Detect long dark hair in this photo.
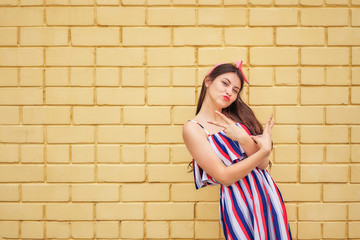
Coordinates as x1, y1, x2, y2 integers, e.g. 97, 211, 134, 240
188, 62, 272, 170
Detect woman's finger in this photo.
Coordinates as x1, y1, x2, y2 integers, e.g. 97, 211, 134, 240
215, 110, 233, 125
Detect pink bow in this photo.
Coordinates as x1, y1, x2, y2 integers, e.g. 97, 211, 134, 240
206, 61, 249, 85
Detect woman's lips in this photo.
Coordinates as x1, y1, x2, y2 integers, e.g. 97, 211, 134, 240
223, 95, 230, 102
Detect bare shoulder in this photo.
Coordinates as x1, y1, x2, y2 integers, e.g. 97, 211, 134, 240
182, 120, 206, 143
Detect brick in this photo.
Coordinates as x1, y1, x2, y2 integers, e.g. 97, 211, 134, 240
285, 203, 297, 221
172, 183, 219, 201
96, 0, 119, 5
148, 164, 192, 182
249, 87, 298, 105
0, 48, 43, 66
0, 221, 19, 238
250, 8, 297, 26
120, 221, 144, 238
46, 203, 93, 220
21, 221, 44, 239
297, 222, 321, 239
69, 67, 93, 86
195, 221, 220, 239
97, 7, 145, 26
248, 68, 273, 85
301, 8, 348, 26
275, 0, 298, 5
0, 203, 42, 220
0, 68, 17, 86
324, 184, 360, 202
72, 184, 119, 201
23, 107, 70, 124
148, 7, 195, 25
97, 47, 144, 66
173, 67, 196, 86
354, 48, 360, 66
148, 126, 183, 143
98, 126, 145, 143
46, 222, 70, 238
122, 145, 144, 163
0, 0, 17, 5
323, 222, 346, 239
96, 221, 119, 238
97, 88, 145, 105
326, 0, 348, 4
351, 165, 360, 183
301, 67, 325, 85
173, 106, 196, 124
249, 0, 272, 5
353, 9, 360, 26
148, 87, 195, 106
198, 47, 247, 65
272, 125, 298, 143
0, 165, 43, 182
95, 68, 119, 86
326, 106, 360, 124
71, 222, 94, 238
96, 203, 144, 220
0, 184, 19, 201
275, 67, 298, 85
122, 183, 169, 201
122, 68, 145, 86
198, 0, 221, 5
274, 145, 298, 163
45, 67, 68, 86
20, 27, 68, 46
276, 106, 324, 124
349, 222, 360, 238
300, 126, 348, 143
73, 107, 121, 124
225, 27, 273, 46
0, 7, 43, 26
328, 27, 360, 45
46, 7, 94, 25
349, 203, 360, 220
147, 47, 195, 66
301, 47, 349, 65
269, 164, 297, 182
300, 165, 348, 182
171, 221, 194, 238
21, 0, 46, 5
196, 202, 219, 220
146, 221, 169, 238
352, 87, 360, 104
147, 67, 170, 86
301, 87, 348, 105
46, 47, 93, 66
199, 8, 246, 26
277, 183, 321, 202
224, 0, 247, 4
147, 203, 194, 220
20, 144, 44, 163
19, 68, 43, 86
47, 165, 94, 182
0, 28, 17, 45
298, 203, 346, 220
47, 126, 94, 143
0, 88, 43, 105
72, 145, 94, 163
277, 27, 325, 45
326, 67, 351, 85
123, 27, 171, 46
250, 47, 298, 65
97, 164, 145, 182
351, 145, 360, 162
174, 27, 222, 45
352, 126, 360, 143
46, 145, 69, 163
123, 107, 170, 124
71, 27, 120, 46
147, 145, 169, 163
97, 145, 120, 163
22, 184, 69, 202
326, 145, 350, 163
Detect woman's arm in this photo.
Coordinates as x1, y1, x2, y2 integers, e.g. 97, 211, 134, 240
183, 121, 271, 187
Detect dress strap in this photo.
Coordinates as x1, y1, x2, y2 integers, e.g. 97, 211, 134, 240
188, 119, 211, 136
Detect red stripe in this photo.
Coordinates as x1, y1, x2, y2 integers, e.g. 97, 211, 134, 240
220, 186, 234, 240
210, 135, 232, 163
272, 178, 291, 239
251, 171, 267, 239
218, 134, 241, 159
248, 173, 261, 239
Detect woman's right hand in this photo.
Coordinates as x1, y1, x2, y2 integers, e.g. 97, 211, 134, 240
250, 114, 275, 154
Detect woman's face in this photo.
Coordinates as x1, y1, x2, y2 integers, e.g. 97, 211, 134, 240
206, 72, 241, 108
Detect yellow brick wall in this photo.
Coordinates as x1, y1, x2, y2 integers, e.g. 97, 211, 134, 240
0, 0, 359, 239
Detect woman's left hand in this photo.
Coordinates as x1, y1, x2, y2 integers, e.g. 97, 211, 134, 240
207, 110, 248, 143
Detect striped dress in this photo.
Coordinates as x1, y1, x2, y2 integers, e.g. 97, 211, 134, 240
189, 120, 292, 240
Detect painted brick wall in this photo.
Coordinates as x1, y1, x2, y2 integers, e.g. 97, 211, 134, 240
0, 0, 359, 239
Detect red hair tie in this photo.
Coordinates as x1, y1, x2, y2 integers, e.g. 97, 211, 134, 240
206, 61, 250, 85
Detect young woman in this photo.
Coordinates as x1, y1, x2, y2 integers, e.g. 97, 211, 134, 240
182, 61, 292, 240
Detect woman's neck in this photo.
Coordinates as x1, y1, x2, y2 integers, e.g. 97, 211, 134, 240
197, 95, 223, 122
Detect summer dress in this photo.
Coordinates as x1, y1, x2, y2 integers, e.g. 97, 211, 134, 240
188, 119, 292, 240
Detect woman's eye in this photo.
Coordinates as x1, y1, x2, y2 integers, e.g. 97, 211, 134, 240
233, 89, 238, 94
222, 81, 227, 85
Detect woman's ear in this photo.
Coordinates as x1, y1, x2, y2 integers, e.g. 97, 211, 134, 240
204, 76, 212, 88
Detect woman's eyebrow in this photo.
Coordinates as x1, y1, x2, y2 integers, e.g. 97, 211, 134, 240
224, 77, 240, 90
